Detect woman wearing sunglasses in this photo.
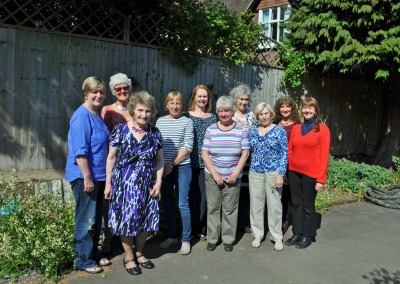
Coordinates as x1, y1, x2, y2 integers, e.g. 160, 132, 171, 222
101, 73, 133, 132
100, 72, 133, 253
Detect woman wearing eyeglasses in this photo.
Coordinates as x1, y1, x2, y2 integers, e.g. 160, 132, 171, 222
101, 73, 133, 132
100, 73, 133, 253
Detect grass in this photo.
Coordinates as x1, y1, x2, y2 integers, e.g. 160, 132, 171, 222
316, 188, 361, 213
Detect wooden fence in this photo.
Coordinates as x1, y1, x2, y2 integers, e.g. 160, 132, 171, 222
0, 26, 385, 172
0, 26, 285, 171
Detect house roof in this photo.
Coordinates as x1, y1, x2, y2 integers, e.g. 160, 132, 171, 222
210, 0, 254, 13
215, 0, 300, 12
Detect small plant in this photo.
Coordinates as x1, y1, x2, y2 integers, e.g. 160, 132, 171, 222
0, 170, 75, 281
326, 157, 392, 195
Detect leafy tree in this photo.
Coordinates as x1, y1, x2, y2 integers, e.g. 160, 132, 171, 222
157, 0, 263, 72
284, 0, 400, 80
281, 0, 400, 167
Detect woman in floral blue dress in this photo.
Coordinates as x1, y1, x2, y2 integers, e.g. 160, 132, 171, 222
105, 91, 164, 276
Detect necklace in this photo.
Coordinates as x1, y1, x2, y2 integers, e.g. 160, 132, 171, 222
132, 125, 147, 134
116, 102, 127, 111
280, 119, 293, 126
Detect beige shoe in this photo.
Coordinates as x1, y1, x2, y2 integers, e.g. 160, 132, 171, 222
252, 239, 261, 248
274, 240, 283, 251
180, 242, 191, 255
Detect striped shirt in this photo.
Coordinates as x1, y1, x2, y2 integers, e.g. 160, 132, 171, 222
202, 122, 250, 179
156, 115, 193, 165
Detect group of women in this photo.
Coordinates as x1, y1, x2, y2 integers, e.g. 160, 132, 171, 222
65, 74, 330, 276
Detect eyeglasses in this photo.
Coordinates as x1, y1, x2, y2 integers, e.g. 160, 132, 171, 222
114, 86, 130, 92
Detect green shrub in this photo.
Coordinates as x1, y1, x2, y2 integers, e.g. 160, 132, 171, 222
392, 156, 400, 183
0, 170, 75, 280
326, 157, 392, 195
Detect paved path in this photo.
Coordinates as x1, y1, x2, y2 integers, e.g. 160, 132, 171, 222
61, 202, 400, 284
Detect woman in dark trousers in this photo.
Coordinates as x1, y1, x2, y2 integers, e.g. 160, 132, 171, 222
273, 96, 300, 234
285, 97, 330, 249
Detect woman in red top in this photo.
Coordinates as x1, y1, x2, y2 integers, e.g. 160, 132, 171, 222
285, 97, 330, 249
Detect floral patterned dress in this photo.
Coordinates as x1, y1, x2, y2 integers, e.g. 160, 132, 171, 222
108, 123, 163, 236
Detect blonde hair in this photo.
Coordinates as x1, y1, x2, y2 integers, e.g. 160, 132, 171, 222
81, 77, 106, 99
254, 102, 275, 122
164, 91, 184, 111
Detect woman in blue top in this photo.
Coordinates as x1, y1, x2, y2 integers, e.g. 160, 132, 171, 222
248, 102, 288, 251
187, 85, 217, 240
65, 76, 111, 274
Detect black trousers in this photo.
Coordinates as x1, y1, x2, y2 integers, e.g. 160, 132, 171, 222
288, 171, 318, 237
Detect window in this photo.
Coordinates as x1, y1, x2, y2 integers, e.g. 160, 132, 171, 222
259, 5, 290, 44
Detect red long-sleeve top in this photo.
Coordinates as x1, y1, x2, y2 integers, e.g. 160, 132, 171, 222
288, 123, 331, 184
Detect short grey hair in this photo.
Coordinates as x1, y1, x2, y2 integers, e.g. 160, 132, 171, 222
229, 84, 252, 102
109, 73, 132, 95
216, 95, 235, 111
254, 102, 275, 122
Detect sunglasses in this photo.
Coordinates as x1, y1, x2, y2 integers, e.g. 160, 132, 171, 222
114, 86, 130, 92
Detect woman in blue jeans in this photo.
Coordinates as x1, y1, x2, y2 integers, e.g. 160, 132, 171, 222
65, 77, 111, 274
187, 85, 217, 240
156, 91, 194, 255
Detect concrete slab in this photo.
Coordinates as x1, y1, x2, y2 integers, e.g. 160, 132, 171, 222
61, 201, 400, 284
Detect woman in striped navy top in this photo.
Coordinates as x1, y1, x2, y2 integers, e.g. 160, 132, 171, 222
201, 95, 250, 252
156, 91, 194, 255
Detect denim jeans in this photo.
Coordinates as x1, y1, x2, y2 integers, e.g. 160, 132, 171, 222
190, 168, 207, 236
71, 178, 104, 269
161, 163, 192, 242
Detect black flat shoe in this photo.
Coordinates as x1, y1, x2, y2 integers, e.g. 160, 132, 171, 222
295, 236, 312, 249
207, 243, 217, 251
123, 258, 142, 275
223, 243, 233, 252
136, 255, 155, 269
285, 234, 302, 246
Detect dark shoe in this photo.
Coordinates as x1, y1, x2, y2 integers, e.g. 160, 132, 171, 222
282, 220, 289, 235
223, 243, 233, 252
295, 236, 312, 249
136, 255, 155, 269
285, 234, 302, 246
123, 258, 142, 275
207, 243, 217, 251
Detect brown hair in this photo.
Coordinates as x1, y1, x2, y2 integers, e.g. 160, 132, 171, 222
302, 97, 320, 132
128, 91, 158, 118
188, 85, 212, 112
273, 96, 300, 123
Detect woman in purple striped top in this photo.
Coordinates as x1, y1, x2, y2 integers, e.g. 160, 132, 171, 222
201, 95, 250, 252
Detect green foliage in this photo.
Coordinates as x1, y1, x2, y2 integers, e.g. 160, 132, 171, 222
284, 0, 400, 80
158, 0, 263, 72
279, 45, 307, 88
326, 157, 392, 195
0, 170, 75, 280
392, 156, 400, 183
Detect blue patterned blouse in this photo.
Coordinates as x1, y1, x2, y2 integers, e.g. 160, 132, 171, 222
248, 124, 288, 175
